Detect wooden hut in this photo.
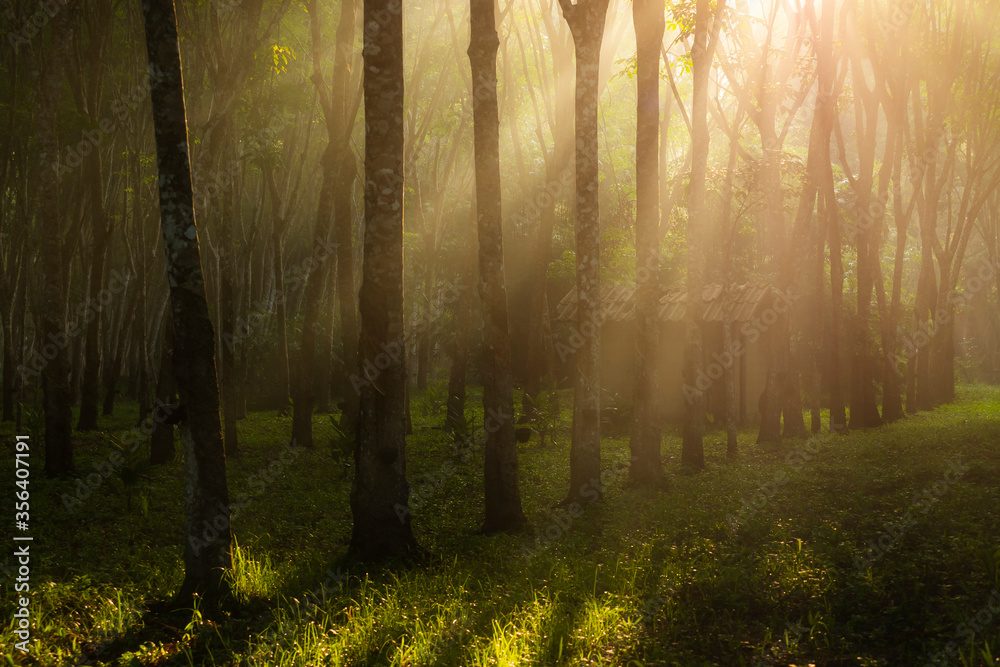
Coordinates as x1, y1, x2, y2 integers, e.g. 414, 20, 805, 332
555, 282, 790, 424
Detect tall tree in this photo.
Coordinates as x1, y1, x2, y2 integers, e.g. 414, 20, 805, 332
73, 0, 114, 432
782, 0, 840, 432
469, 0, 526, 532
628, 0, 664, 485
515, 0, 573, 420
329, 0, 361, 426
350, 0, 419, 559
843, 2, 885, 429
140, 0, 232, 601
295, 0, 342, 448
38, 9, 74, 477
558, 0, 611, 503
682, 0, 724, 469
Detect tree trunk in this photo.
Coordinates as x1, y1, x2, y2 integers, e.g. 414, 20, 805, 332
560, 0, 610, 501
264, 169, 291, 413
331, 0, 361, 434
825, 182, 847, 432
78, 149, 111, 432
292, 144, 336, 448
150, 311, 177, 465
810, 207, 824, 433
682, 0, 719, 467
628, 0, 664, 485
38, 10, 74, 477
103, 283, 136, 417
131, 146, 151, 426
140, 0, 232, 603
883, 126, 908, 422
314, 254, 337, 413
469, 0, 526, 532
349, 0, 418, 559
219, 185, 240, 455
334, 151, 360, 431
914, 127, 940, 411
1, 301, 15, 422
1, 238, 24, 424
446, 239, 474, 432
782, 334, 808, 437
723, 317, 738, 456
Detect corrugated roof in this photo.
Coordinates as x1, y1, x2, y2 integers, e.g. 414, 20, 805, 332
555, 283, 635, 323
555, 283, 777, 323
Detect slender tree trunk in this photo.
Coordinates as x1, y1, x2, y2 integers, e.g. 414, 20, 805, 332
559, 0, 610, 501
883, 126, 908, 422
334, 150, 360, 431
292, 145, 336, 448
810, 209, 824, 433
236, 264, 250, 420
140, 0, 232, 602
825, 182, 847, 432
298, 0, 356, 446
103, 284, 136, 417
523, 175, 563, 418
314, 254, 337, 413
350, 0, 418, 559
331, 0, 361, 434
914, 125, 940, 411
629, 0, 663, 485
1, 239, 24, 424
264, 170, 291, 412
39, 10, 74, 477
719, 115, 740, 452
446, 238, 474, 432
150, 311, 177, 465
469, 0, 526, 532
219, 183, 240, 454
933, 280, 957, 403
416, 199, 435, 392
683, 0, 718, 467
2, 302, 14, 422
131, 147, 151, 426
781, 336, 808, 438
78, 149, 111, 431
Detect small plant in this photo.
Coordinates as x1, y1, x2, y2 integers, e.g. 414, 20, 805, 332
533, 389, 561, 447
447, 409, 474, 443
20, 402, 44, 440
329, 413, 353, 478
420, 379, 449, 419
110, 436, 150, 514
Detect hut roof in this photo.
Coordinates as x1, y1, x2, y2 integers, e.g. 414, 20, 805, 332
555, 283, 777, 323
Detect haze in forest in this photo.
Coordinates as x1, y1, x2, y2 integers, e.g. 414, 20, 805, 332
2, 0, 1000, 663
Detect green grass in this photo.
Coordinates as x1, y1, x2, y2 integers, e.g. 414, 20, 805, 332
3, 385, 1000, 665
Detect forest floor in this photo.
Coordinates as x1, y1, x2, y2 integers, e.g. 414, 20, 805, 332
2, 384, 1000, 666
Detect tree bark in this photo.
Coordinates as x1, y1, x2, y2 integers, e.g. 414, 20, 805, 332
349, 0, 418, 560
682, 0, 721, 467
140, 0, 232, 602
314, 253, 337, 413
446, 237, 474, 432
331, 0, 361, 431
264, 169, 291, 412
825, 180, 847, 432
334, 150, 360, 431
38, 10, 74, 477
628, 0, 664, 485
559, 0, 610, 502
150, 311, 177, 465
291, 142, 335, 448
469, 0, 526, 532
77, 147, 111, 432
